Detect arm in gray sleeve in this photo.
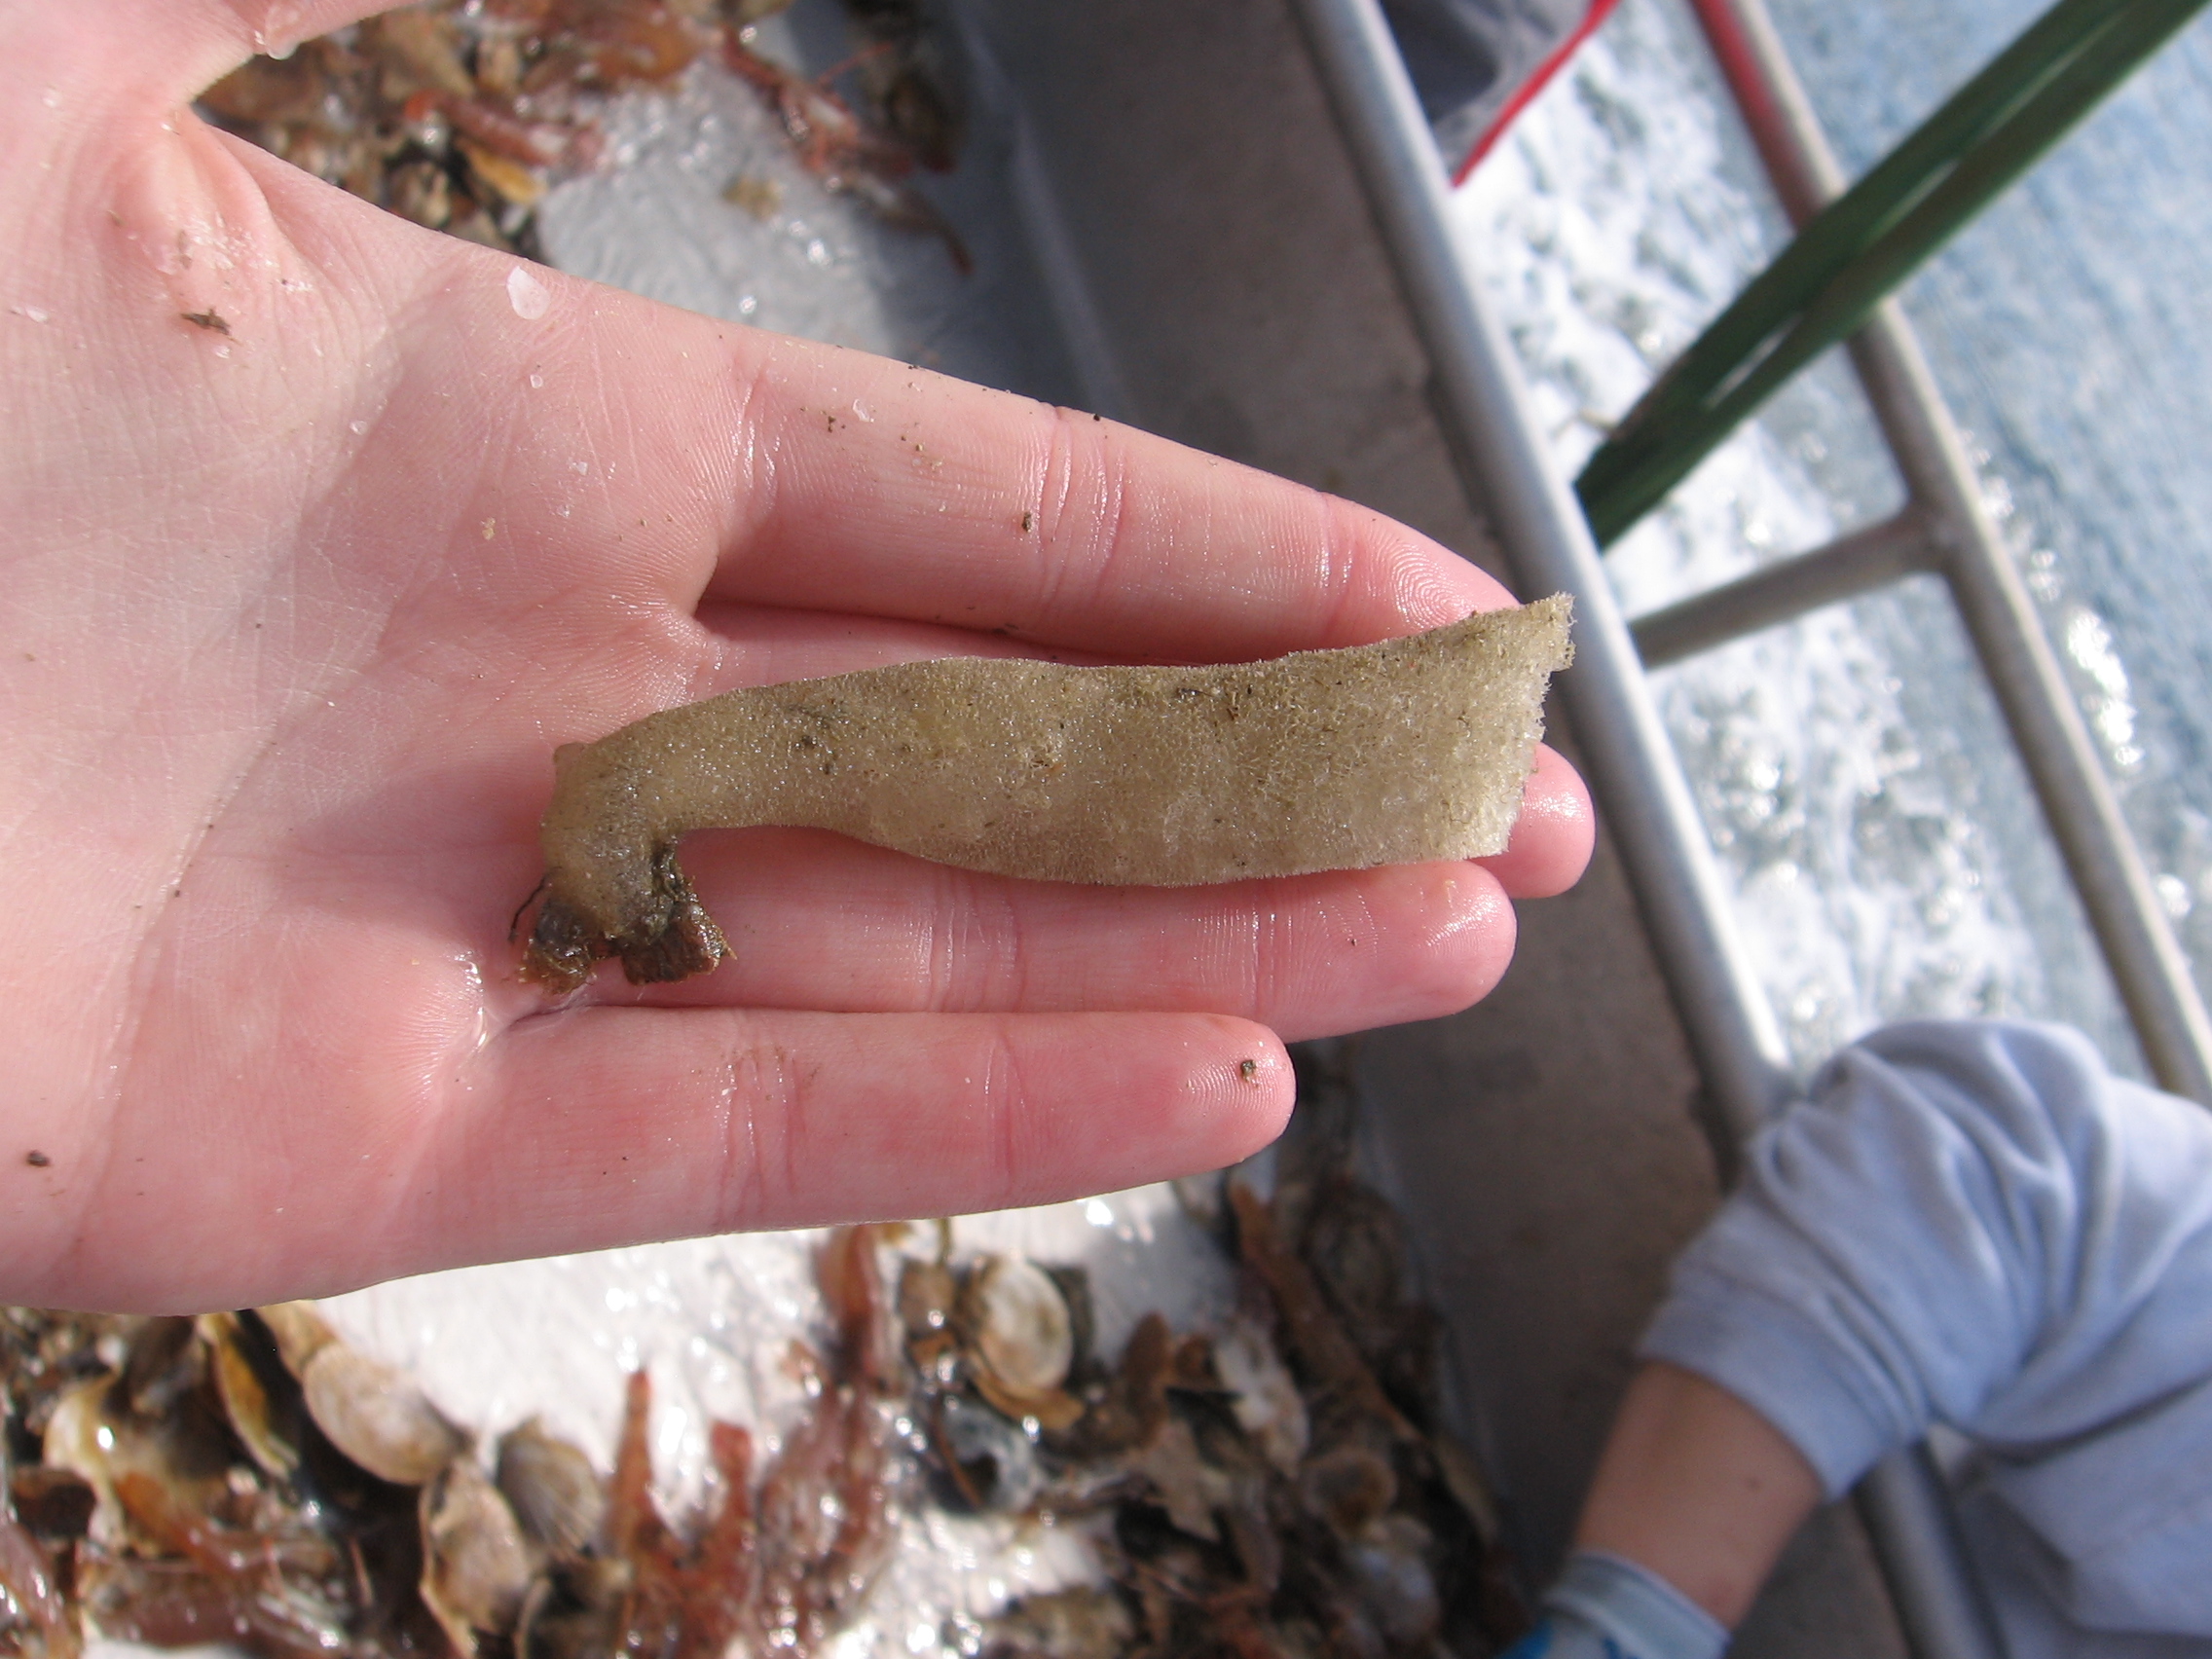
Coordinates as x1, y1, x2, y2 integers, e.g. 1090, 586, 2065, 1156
1641, 1019, 2212, 1500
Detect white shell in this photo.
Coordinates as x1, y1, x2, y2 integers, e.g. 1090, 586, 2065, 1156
302, 1344, 469, 1486
255, 1301, 340, 1377
421, 1458, 534, 1656
962, 1255, 1073, 1398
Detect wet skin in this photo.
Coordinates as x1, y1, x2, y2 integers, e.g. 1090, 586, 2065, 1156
0, 0, 1594, 1311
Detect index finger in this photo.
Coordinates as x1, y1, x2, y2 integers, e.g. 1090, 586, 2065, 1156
697, 329, 1513, 661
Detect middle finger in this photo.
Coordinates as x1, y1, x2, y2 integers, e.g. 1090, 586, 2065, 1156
587, 830, 1518, 1043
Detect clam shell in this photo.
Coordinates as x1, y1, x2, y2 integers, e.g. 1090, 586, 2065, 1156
301, 1344, 469, 1486
254, 1302, 339, 1379
420, 1458, 533, 1656
495, 1419, 606, 1557
959, 1255, 1073, 1399
197, 1312, 301, 1480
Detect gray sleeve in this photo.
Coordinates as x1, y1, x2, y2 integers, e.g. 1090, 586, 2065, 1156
1641, 1019, 2212, 1499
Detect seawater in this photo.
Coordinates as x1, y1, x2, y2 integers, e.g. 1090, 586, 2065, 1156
1455, 0, 2212, 1076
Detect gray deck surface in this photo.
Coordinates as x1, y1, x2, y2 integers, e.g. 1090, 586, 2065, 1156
967, 1, 1914, 1649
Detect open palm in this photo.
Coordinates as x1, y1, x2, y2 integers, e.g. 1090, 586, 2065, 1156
0, 0, 1591, 1311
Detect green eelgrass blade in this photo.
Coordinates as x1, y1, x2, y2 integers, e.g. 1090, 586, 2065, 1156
1574, 0, 2210, 548
1613, 0, 2127, 438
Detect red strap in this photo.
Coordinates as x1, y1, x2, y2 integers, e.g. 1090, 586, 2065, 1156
1452, 0, 1625, 183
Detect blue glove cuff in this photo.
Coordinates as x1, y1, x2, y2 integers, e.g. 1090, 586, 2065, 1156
1543, 1550, 1729, 1659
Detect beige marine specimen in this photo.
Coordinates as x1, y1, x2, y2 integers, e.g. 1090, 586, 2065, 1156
520, 596, 1572, 990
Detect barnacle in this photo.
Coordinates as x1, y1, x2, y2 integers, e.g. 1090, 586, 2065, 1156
520, 596, 1572, 990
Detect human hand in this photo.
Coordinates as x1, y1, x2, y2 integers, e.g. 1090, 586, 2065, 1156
0, 0, 1591, 1311
1572, 1363, 1820, 1632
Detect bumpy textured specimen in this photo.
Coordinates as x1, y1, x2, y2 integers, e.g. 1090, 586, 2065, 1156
522, 596, 1573, 990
